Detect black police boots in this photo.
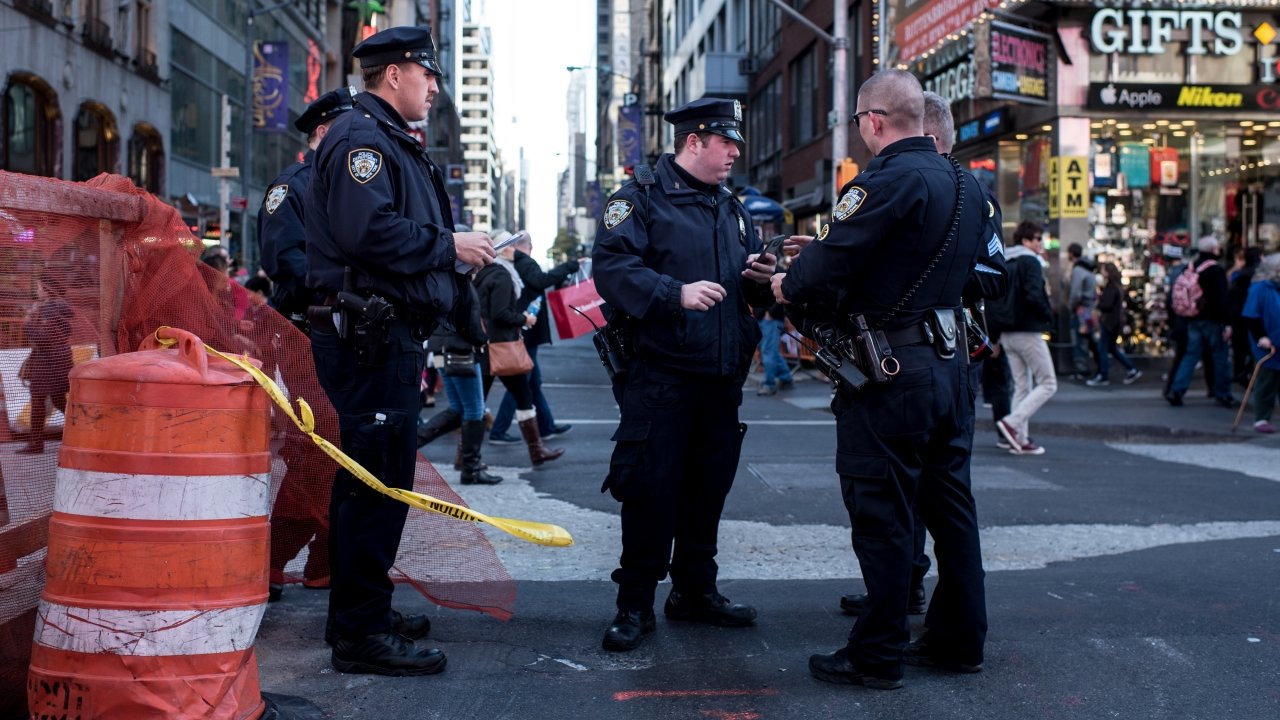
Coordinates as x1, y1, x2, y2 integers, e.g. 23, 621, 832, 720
459, 420, 503, 485
602, 608, 656, 651
418, 407, 460, 446
663, 590, 757, 627
331, 632, 446, 676
808, 648, 904, 689
904, 633, 983, 673
324, 608, 432, 646
518, 417, 564, 467
840, 581, 927, 615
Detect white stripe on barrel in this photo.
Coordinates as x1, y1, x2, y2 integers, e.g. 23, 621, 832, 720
36, 603, 267, 656
54, 468, 270, 521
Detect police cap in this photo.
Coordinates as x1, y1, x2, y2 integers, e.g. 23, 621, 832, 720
664, 97, 745, 143
294, 87, 356, 135
352, 26, 443, 77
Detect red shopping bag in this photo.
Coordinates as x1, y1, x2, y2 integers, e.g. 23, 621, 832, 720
547, 278, 607, 340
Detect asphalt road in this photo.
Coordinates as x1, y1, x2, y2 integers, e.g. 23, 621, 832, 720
256, 337, 1280, 719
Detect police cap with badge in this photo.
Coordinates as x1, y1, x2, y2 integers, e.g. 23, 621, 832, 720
352, 25, 444, 77
295, 87, 356, 135
664, 97, 745, 143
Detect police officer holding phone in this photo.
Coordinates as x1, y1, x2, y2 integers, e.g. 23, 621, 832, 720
772, 70, 1000, 689
305, 25, 495, 677
592, 97, 778, 652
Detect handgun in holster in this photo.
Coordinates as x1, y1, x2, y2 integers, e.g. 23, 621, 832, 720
851, 314, 897, 383
811, 323, 868, 398
336, 268, 396, 367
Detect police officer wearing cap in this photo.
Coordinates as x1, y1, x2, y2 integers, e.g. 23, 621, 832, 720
772, 70, 1001, 689
305, 25, 495, 677
592, 97, 779, 652
257, 87, 355, 327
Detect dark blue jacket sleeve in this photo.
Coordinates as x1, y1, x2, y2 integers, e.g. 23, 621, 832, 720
591, 191, 685, 320
325, 134, 456, 279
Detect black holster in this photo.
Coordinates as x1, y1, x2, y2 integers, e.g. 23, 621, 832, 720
335, 291, 396, 367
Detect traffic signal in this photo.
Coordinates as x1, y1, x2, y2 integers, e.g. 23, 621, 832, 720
835, 158, 859, 191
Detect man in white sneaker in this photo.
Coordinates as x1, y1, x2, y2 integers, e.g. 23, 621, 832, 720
995, 222, 1056, 455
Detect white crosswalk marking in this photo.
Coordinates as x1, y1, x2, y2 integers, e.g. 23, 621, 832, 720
1110, 442, 1280, 484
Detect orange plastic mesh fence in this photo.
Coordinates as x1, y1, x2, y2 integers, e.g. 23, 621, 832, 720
0, 171, 514, 715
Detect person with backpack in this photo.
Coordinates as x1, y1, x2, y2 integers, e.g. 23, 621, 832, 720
1166, 235, 1236, 407
993, 221, 1056, 455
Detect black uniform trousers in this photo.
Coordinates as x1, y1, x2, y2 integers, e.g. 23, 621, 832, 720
834, 344, 987, 680
605, 360, 747, 611
310, 317, 425, 638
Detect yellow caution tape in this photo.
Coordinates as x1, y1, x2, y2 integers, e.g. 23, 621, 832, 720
152, 326, 573, 547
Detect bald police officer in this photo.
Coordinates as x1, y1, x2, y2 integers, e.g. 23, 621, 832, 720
773, 70, 1001, 689
592, 98, 779, 652
305, 25, 495, 677
258, 87, 355, 327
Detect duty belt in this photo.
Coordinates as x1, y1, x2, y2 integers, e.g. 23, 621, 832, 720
883, 323, 930, 348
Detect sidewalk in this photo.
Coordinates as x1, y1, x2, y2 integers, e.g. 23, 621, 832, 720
750, 355, 1272, 443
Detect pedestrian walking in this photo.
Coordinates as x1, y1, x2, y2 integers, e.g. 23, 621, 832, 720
994, 222, 1056, 455
755, 303, 795, 395
1067, 243, 1100, 379
1086, 261, 1142, 386
1242, 252, 1280, 433
773, 70, 1000, 689
1166, 235, 1236, 407
304, 25, 496, 676
593, 97, 777, 652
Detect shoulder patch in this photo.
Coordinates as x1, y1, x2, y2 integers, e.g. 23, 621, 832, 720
264, 184, 289, 215
817, 223, 830, 242
347, 149, 383, 184
603, 199, 634, 229
833, 186, 867, 221
987, 200, 996, 218
988, 232, 1004, 258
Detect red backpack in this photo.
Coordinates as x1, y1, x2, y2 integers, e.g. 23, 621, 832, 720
1170, 259, 1215, 318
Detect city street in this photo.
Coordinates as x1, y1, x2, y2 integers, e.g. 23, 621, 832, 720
256, 338, 1280, 719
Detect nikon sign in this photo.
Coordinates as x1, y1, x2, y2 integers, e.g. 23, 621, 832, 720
1087, 82, 1280, 111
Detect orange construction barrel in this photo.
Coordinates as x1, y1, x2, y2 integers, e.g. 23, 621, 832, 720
27, 329, 272, 720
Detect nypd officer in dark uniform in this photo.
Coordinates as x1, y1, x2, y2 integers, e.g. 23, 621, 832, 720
772, 70, 1002, 689
592, 98, 779, 652
257, 87, 355, 326
305, 25, 495, 676
257, 88, 354, 602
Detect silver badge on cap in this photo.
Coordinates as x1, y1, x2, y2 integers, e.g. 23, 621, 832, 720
733, 100, 742, 121
348, 149, 383, 184
264, 184, 288, 215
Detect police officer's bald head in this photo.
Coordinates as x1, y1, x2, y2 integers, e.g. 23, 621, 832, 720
857, 70, 924, 135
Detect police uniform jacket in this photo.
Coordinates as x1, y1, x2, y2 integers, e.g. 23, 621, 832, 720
593, 153, 773, 377
305, 92, 459, 318
258, 152, 314, 314
782, 136, 1006, 329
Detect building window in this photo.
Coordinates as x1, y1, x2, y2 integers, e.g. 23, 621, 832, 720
790, 46, 818, 146
3, 74, 61, 177
73, 102, 119, 181
128, 123, 164, 194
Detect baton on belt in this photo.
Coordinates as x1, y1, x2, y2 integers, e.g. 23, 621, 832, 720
1233, 347, 1277, 432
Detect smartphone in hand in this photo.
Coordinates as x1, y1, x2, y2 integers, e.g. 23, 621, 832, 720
493, 231, 526, 252
759, 234, 786, 262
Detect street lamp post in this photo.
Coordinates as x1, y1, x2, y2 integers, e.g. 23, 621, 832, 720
241, 0, 295, 272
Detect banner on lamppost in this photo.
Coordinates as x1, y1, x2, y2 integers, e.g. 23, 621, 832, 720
617, 103, 643, 169
255, 41, 289, 132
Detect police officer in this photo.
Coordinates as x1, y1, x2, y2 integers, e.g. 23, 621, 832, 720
257, 87, 355, 327
837, 90, 1007, 617
592, 98, 779, 652
772, 70, 1002, 689
305, 25, 495, 676
257, 88, 355, 602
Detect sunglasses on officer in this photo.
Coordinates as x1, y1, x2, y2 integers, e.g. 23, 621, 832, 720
852, 109, 889, 127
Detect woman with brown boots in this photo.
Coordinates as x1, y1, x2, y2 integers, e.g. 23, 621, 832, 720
475, 236, 565, 468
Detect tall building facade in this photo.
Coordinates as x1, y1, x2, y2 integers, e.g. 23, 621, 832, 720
459, 21, 499, 231
1, 1, 170, 194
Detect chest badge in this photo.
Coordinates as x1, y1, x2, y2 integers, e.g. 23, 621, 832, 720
264, 185, 288, 215
833, 186, 867, 221
738, 214, 747, 240
987, 200, 996, 218
817, 223, 830, 242
348, 149, 383, 184
603, 199, 634, 229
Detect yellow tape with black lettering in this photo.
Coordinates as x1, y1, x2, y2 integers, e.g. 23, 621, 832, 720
152, 327, 574, 547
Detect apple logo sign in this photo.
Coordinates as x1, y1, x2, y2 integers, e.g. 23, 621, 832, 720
1100, 84, 1118, 105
